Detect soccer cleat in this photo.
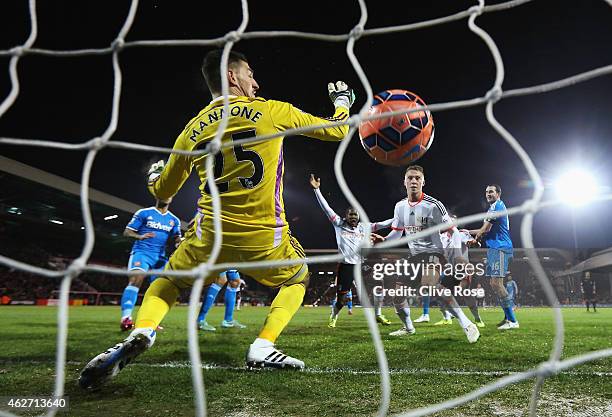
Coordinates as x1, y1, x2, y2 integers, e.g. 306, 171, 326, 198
221, 320, 246, 329
498, 320, 520, 330
376, 314, 392, 325
79, 328, 155, 390
120, 317, 134, 332
463, 323, 480, 343
497, 318, 508, 328
198, 321, 216, 332
389, 327, 416, 336
475, 320, 486, 328
246, 344, 304, 370
348, 309, 353, 315
328, 315, 338, 328
433, 318, 453, 326
414, 314, 430, 323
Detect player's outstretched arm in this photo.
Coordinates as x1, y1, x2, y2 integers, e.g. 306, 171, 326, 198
311, 174, 342, 225
147, 131, 194, 199
269, 81, 355, 142
469, 220, 492, 241
371, 218, 394, 232
381, 202, 404, 242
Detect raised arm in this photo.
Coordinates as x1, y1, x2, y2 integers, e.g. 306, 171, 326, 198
269, 81, 354, 142
147, 131, 194, 200
310, 174, 342, 226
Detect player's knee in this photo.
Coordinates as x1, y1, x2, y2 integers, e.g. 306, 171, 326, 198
393, 297, 408, 309
215, 272, 228, 286
129, 275, 145, 287
226, 269, 240, 282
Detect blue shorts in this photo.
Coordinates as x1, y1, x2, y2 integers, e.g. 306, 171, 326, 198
486, 248, 513, 278
128, 251, 168, 282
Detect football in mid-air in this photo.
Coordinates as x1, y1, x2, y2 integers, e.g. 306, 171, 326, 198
358, 89, 434, 166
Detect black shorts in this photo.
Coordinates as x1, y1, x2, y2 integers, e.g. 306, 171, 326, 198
336, 263, 355, 293
401, 251, 446, 283
409, 251, 446, 265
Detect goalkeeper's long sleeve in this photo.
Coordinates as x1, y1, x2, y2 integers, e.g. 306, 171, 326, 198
148, 136, 193, 200
269, 100, 349, 142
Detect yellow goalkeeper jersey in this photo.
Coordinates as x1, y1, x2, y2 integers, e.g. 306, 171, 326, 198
148, 95, 349, 250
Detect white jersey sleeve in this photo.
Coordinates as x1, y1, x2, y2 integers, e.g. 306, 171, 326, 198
386, 202, 405, 240
432, 199, 452, 227
372, 218, 394, 232
314, 188, 343, 227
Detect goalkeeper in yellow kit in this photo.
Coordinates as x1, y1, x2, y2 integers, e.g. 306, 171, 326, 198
79, 49, 354, 388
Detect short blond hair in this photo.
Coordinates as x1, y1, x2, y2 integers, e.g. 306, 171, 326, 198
405, 165, 424, 176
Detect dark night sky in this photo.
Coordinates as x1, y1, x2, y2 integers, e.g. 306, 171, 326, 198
1, 0, 611, 250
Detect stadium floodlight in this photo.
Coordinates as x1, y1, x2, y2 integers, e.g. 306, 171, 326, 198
554, 169, 598, 207
49, 219, 64, 225
104, 214, 119, 221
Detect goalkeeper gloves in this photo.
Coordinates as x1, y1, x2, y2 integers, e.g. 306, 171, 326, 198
147, 159, 165, 183
328, 81, 355, 110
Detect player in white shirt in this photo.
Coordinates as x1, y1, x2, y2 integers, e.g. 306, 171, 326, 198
438, 217, 485, 327
375, 165, 480, 343
309, 174, 393, 328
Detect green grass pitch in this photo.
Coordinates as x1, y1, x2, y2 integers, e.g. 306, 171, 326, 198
0, 306, 610, 416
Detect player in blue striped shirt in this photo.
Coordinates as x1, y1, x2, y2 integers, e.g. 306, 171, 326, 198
120, 198, 182, 331
470, 184, 519, 330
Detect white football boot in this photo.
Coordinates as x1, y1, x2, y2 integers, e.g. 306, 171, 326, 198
463, 323, 480, 343
389, 327, 416, 337
498, 321, 520, 330
414, 314, 430, 323
246, 340, 304, 370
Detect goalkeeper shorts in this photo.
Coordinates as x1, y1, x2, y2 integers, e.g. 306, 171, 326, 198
162, 228, 308, 289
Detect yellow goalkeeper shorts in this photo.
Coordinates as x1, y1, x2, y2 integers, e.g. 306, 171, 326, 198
164, 222, 308, 289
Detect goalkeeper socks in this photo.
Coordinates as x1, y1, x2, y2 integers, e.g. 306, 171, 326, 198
422, 295, 430, 315
120, 284, 139, 319
135, 277, 180, 329
443, 309, 453, 320
224, 286, 238, 322
375, 306, 382, 316
198, 283, 222, 323
259, 282, 305, 343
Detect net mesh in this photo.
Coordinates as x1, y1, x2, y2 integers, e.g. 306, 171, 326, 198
1, 1, 612, 416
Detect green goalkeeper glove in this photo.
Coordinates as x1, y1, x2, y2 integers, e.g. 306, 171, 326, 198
328, 81, 355, 110
147, 160, 165, 183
